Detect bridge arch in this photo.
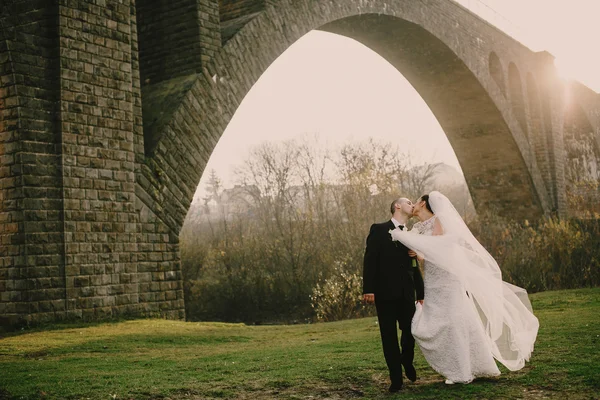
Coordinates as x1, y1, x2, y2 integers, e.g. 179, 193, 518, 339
508, 62, 529, 141
139, 0, 549, 235
489, 51, 506, 97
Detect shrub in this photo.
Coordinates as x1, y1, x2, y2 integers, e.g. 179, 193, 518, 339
310, 260, 372, 322
470, 213, 600, 293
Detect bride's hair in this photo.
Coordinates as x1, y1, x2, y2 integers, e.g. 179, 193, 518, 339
419, 194, 434, 213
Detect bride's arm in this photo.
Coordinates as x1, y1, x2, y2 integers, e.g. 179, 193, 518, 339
432, 217, 444, 236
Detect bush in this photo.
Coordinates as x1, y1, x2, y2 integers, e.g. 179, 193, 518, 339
310, 260, 373, 322
183, 233, 318, 324
470, 213, 600, 293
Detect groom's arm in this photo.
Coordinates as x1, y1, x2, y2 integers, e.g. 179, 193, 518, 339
363, 224, 380, 297
414, 263, 424, 302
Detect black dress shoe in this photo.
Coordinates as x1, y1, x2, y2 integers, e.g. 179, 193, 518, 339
388, 383, 403, 393
405, 365, 417, 382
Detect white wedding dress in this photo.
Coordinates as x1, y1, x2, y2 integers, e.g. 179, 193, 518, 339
390, 191, 539, 383
410, 216, 500, 383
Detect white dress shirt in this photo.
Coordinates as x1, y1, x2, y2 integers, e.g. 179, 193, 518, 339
391, 218, 405, 230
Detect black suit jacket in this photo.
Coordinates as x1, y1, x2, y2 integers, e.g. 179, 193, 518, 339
363, 220, 425, 301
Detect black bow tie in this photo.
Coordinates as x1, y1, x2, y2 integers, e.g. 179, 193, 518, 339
397, 225, 404, 230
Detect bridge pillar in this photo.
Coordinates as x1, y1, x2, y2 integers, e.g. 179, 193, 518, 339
1, 0, 186, 328
1, 0, 63, 327
533, 52, 569, 217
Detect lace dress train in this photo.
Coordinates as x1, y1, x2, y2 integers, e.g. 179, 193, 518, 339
411, 217, 500, 383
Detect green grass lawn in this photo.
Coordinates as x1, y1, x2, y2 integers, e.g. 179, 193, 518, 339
1, 288, 599, 399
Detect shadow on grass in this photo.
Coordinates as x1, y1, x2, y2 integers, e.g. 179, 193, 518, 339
0, 317, 141, 339
10, 333, 252, 359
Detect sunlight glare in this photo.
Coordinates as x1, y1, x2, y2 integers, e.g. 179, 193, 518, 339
554, 58, 575, 82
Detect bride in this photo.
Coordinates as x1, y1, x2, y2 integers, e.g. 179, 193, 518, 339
390, 191, 539, 384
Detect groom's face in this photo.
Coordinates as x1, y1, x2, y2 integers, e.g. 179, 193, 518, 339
398, 198, 414, 216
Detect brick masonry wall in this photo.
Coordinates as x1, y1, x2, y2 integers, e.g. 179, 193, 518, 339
563, 85, 600, 215
131, 1, 184, 320
527, 52, 564, 213
571, 82, 600, 157
219, 0, 265, 22
1, 0, 186, 328
57, 0, 141, 320
0, 4, 23, 325
524, 54, 556, 211
137, 0, 220, 86
219, 0, 266, 44
0, 1, 64, 326
57, 0, 183, 322
132, 0, 185, 320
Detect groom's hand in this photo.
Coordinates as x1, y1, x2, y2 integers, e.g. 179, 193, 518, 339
408, 250, 424, 262
363, 293, 375, 304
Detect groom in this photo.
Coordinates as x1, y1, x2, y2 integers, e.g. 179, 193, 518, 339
363, 197, 425, 392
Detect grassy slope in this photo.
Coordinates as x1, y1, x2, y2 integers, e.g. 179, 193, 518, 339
0, 288, 598, 399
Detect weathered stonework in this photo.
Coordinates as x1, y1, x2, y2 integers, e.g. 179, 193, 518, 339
1, 0, 186, 328
563, 83, 600, 214
137, 0, 220, 86
1, 0, 63, 326
1, 0, 599, 328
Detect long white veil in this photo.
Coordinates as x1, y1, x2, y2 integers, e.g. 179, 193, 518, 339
390, 191, 539, 371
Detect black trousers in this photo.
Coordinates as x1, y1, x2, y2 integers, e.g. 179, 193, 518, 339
375, 297, 416, 386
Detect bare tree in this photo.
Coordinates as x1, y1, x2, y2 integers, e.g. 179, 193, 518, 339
181, 136, 455, 323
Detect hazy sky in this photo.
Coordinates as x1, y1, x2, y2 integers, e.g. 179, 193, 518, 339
455, 0, 600, 88
194, 0, 600, 201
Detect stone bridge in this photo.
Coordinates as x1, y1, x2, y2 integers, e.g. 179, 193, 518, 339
1, 0, 599, 327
